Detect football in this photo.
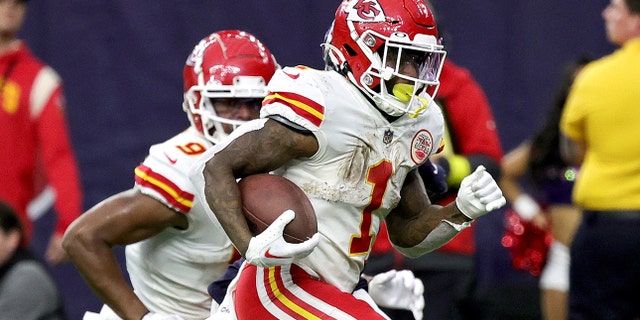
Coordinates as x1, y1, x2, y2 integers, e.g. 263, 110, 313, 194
238, 173, 317, 243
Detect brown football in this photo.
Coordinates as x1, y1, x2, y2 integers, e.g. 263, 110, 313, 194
238, 173, 317, 243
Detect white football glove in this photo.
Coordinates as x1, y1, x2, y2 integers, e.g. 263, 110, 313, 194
368, 270, 425, 320
455, 165, 507, 219
141, 312, 185, 320
245, 210, 320, 268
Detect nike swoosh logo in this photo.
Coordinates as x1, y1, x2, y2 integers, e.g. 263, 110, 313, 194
283, 70, 300, 79
164, 152, 177, 164
264, 249, 284, 259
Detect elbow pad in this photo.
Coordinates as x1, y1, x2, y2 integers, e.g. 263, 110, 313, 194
393, 221, 469, 258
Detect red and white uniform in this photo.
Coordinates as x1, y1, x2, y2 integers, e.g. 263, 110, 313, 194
207, 66, 445, 319
128, 127, 237, 319
0, 41, 82, 245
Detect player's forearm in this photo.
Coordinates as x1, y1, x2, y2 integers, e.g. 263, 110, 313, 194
202, 159, 253, 255
63, 221, 147, 320
391, 165, 506, 255
87, 265, 148, 320
65, 239, 147, 319
392, 220, 460, 258
388, 203, 467, 248
97, 289, 148, 320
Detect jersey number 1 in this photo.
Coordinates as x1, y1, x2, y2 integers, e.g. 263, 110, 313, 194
349, 160, 392, 255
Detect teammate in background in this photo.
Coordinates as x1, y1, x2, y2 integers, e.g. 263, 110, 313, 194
0, 0, 83, 265
500, 58, 590, 320
192, 0, 506, 318
560, 0, 640, 318
0, 200, 65, 320
62, 30, 279, 320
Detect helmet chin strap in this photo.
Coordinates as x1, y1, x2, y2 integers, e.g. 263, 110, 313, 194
391, 83, 429, 118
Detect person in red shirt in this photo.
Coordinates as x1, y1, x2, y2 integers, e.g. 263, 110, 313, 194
368, 58, 503, 320
0, 0, 83, 265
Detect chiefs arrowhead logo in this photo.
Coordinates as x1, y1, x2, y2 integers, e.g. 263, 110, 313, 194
347, 0, 385, 22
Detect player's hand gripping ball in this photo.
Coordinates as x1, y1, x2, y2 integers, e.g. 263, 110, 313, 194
238, 173, 317, 243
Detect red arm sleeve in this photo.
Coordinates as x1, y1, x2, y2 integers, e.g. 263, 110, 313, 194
438, 62, 503, 162
37, 86, 83, 236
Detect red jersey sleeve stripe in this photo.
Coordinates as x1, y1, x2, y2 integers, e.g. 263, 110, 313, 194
263, 92, 324, 127
436, 139, 445, 154
134, 164, 194, 212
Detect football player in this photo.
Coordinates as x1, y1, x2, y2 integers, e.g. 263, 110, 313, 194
192, 0, 506, 318
62, 30, 279, 320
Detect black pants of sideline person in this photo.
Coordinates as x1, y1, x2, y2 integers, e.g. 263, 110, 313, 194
570, 210, 640, 320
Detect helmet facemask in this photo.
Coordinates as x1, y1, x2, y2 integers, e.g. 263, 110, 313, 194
184, 75, 267, 144
357, 30, 446, 118
326, 0, 447, 118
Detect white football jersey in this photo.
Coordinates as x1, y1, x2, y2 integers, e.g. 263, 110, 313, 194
261, 66, 445, 292
127, 127, 236, 319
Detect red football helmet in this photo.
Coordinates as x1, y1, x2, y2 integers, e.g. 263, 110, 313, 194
183, 30, 279, 143
323, 0, 446, 117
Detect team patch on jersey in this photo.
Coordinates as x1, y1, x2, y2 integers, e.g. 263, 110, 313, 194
134, 164, 194, 212
263, 91, 324, 126
410, 130, 434, 165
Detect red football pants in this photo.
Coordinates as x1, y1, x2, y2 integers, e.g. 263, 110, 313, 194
234, 263, 387, 319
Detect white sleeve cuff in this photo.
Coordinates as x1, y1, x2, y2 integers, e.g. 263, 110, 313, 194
393, 221, 461, 258
442, 219, 473, 232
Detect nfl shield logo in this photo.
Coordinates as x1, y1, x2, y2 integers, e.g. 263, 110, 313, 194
383, 129, 394, 145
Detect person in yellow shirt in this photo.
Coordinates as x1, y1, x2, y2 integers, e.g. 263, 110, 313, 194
559, 0, 640, 318
501, 57, 590, 320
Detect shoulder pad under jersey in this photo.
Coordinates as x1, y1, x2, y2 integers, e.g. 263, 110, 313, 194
261, 66, 328, 132
134, 129, 210, 213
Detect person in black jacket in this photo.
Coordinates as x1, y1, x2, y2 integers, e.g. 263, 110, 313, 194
0, 200, 66, 320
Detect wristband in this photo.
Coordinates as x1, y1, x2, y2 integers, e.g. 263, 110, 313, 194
513, 194, 540, 221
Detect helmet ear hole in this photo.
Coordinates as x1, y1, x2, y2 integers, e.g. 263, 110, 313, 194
343, 43, 358, 57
